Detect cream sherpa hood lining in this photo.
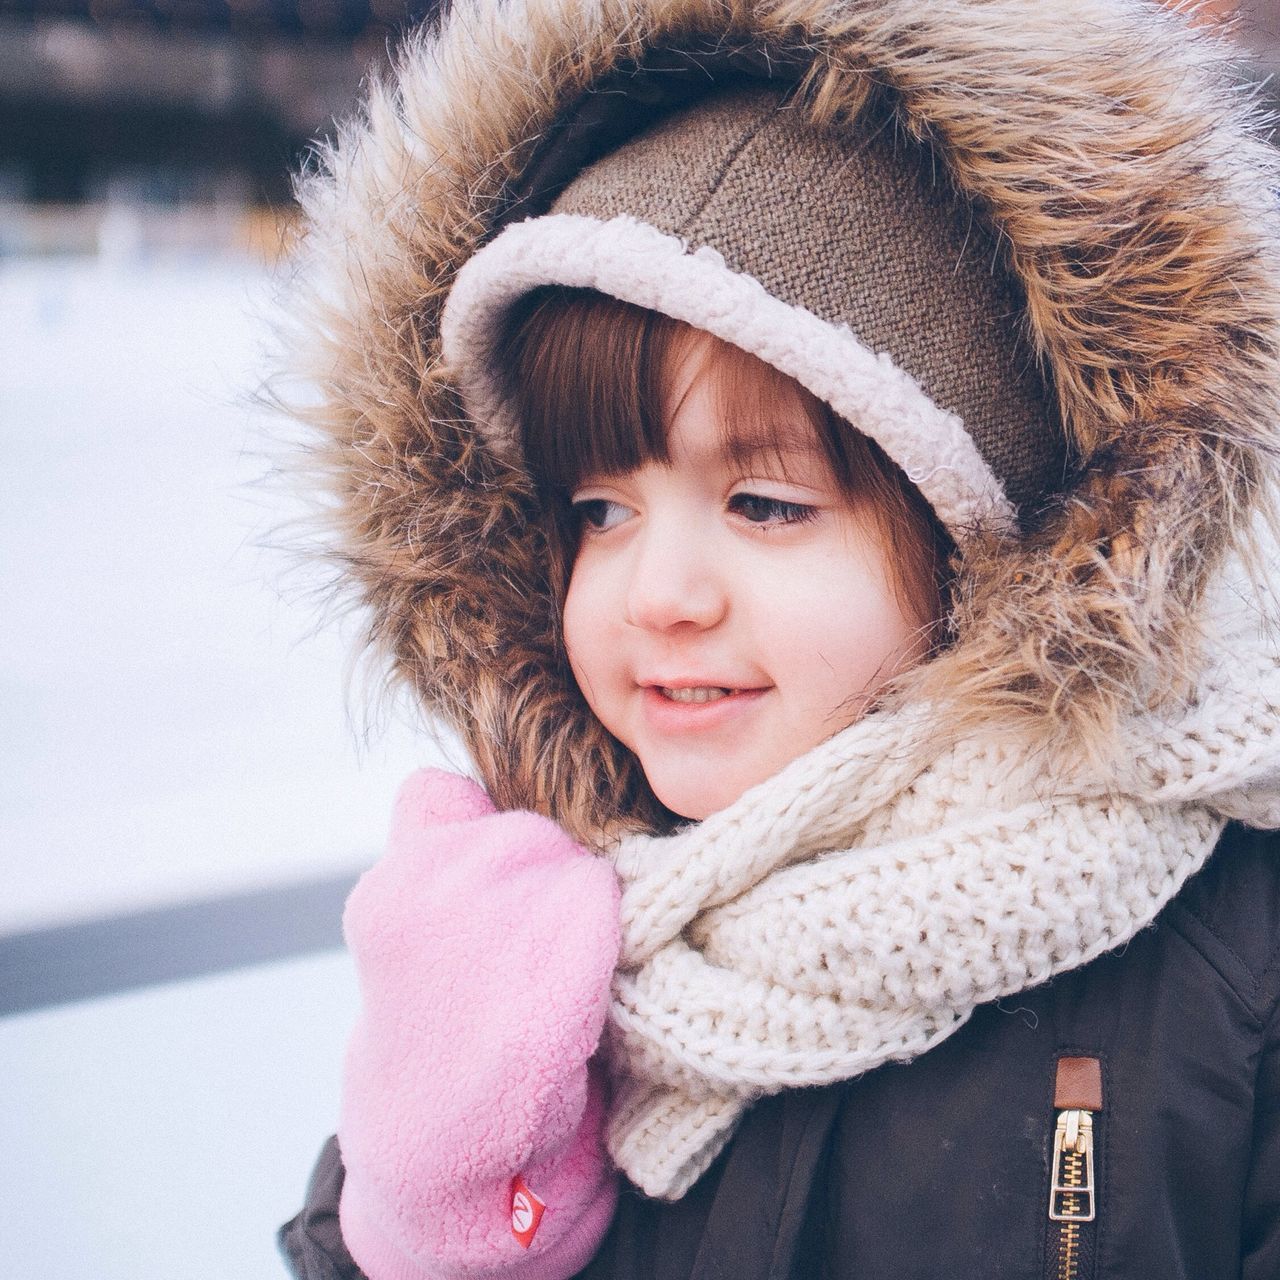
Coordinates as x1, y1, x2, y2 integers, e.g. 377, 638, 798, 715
441, 212, 1016, 538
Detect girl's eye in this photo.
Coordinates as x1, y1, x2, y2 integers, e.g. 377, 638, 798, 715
570, 493, 817, 531
571, 498, 631, 532
729, 493, 819, 527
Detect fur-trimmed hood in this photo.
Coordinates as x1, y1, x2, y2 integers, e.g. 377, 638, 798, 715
281, 0, 1280, 843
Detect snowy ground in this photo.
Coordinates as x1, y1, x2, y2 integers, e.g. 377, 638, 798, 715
1, 252, 463, 934
0, 250, 467, 1277
0, 949, 360, 1279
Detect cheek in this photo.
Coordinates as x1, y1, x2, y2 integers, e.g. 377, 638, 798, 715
767, 547, 921, 702
561, 559, 613, 708
822, 591, 923, 703
561, 567, 589, 678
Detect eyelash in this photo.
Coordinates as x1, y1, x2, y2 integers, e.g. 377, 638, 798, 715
570, 494, 819, 532
728, 494, 819, 527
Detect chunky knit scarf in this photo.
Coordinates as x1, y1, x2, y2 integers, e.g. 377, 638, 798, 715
600, 538, 1280, 1201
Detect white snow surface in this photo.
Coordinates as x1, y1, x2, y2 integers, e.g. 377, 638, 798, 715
0, 949, 360, 1279
1, 255, 466, 933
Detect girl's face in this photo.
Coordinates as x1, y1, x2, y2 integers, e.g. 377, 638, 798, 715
562, 334, 931, 821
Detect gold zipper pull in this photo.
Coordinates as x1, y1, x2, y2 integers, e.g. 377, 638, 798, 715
1049, 1108, 1095, 1221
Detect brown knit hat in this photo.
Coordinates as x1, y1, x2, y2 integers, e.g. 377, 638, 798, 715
442, 83, 1067, 536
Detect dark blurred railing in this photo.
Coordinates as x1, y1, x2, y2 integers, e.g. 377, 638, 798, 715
0, 0, 451, 211
0, 874, 359, 1015
0, 0, 436, 40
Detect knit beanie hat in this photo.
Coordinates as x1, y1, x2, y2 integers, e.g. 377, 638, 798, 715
442, 78, 1068, 539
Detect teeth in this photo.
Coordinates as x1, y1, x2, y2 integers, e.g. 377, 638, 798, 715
661, 686, 733, 703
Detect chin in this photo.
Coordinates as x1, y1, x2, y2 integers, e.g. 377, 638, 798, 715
649, 772, 747, 823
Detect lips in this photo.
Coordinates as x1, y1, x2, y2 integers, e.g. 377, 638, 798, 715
642, 676, 765, 693
640, 682, 770, 733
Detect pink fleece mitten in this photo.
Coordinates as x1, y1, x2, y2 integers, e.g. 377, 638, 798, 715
337, 768, 622, 1280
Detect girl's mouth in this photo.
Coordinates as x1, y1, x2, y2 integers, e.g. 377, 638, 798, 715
642, 684, 769, 733
658, 686, 735, 703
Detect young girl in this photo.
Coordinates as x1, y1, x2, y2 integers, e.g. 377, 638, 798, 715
278, 1, 1280, 1277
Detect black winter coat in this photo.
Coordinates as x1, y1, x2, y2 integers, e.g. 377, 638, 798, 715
280, 823, 1280, 1280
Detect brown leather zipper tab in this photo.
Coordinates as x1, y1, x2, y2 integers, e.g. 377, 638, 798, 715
1054, 1056, 1103, 1112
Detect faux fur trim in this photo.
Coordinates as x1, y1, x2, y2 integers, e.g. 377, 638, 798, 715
278, 0, 1280, 841
441, 213, 1016, 537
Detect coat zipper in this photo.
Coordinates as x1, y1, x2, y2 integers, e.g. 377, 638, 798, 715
1045, 1055, 1102, 1280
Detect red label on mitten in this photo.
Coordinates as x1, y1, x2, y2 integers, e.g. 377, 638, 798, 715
510, 1175, 546, 1248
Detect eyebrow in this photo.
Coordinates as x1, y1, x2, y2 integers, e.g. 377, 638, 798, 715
718, 423, 822, 467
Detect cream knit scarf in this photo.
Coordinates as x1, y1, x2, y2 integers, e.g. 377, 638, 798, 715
600, 536, 1280, 1201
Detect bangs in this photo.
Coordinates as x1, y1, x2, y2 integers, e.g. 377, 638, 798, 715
499, 286, 837, 495
499, 286, 671, 492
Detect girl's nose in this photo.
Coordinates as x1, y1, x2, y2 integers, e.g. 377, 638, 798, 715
623, 524, 728, 633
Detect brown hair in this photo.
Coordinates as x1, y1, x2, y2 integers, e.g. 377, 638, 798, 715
498, 286, 955, 644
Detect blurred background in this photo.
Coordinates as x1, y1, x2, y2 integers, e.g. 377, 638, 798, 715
1, 1, 1277, 1276
0, 1, 460, 1276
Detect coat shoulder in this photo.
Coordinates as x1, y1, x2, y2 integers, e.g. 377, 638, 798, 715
1165, 823, 1280, 1024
